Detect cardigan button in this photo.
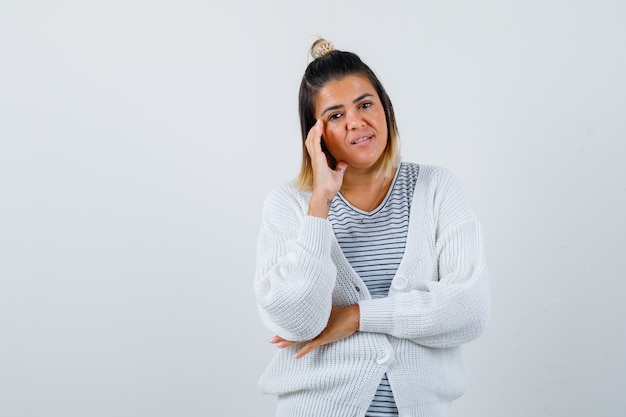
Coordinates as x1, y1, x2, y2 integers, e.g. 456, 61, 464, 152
392, 275, 408, 290
355, 286, 361, 292
376, 353, 391, 365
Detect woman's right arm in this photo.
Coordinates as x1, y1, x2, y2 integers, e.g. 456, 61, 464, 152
255, 120, 348, 342
254, 185, 337, 342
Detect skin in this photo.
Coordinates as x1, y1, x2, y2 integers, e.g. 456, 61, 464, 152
271, 74, 393, 359
316, 75, 388, 176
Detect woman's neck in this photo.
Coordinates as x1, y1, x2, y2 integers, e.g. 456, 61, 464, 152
340, 166, 397, 212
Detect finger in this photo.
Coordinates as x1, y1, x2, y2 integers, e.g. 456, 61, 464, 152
305, 120, 321, 140
305, 120, 323, 154
269, 336, 300, 349
310, 119, 323, 138
294, 340, 319, 359
335, 161, 348, 174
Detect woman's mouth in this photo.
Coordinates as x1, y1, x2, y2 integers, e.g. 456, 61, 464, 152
352, 136, 372, 145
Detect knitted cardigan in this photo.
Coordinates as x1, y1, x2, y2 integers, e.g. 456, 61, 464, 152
254, 164, 491, 417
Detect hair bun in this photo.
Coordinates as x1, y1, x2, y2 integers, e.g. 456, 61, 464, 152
310, 39, 335, 59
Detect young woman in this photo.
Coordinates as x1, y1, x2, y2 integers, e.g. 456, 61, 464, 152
254, 39, 490, 417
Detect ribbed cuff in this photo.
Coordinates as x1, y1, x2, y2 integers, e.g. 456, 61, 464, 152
297, 215, 333, 258
357, 298, 396, 334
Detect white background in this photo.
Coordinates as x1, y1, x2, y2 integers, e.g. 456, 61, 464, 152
1, 1, 625, 416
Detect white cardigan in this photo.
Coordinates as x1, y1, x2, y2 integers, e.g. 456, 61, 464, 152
254, 164, 491, 417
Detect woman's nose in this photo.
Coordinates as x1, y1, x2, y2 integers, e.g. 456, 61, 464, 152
346, 110, 365, 129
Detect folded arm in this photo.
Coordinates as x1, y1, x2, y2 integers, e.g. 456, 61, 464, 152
358, 168, 491, 347
254, 185, 337, 342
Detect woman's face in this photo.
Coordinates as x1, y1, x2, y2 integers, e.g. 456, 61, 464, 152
314, 74, 388, 173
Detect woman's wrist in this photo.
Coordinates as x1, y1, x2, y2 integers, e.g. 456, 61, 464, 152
307, 191, 335, 218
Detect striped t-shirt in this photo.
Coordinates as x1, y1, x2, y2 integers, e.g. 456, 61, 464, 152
328, 162, 419, 417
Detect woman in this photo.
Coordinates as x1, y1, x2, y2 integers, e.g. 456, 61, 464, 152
254, 39, 490, 417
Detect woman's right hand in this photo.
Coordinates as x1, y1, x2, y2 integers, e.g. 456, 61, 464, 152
269, 304, 360, 359
305, 120, 348, 218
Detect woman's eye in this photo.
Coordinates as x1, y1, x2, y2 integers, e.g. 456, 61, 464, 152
360, 101, 372, 109
329, 113, 343, 121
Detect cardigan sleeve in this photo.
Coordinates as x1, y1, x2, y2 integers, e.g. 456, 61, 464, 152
253, 184, 337, 342
357, 167, 491, 348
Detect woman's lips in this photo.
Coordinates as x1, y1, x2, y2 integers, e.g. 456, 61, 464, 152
352, 135, 372, 145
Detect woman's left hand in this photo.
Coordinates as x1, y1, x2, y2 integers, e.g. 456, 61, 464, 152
270, 305, 360, 359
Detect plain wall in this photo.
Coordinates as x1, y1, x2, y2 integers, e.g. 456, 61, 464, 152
1, 1, 624, 416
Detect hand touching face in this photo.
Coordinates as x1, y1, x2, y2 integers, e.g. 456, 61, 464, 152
304, 119, 348, 218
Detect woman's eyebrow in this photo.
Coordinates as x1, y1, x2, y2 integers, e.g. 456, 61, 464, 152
353, 93, 374, 103
320, 93, 375, 116
321, 103, 344, 116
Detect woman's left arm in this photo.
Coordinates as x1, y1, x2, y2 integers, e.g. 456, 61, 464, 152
358, 168, 491, 348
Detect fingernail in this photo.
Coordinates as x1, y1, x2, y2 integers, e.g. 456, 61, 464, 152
277, 342, 287, 348
269, 337, 278, 343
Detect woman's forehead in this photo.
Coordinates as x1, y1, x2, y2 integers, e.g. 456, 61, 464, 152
315, 75, 377, 110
